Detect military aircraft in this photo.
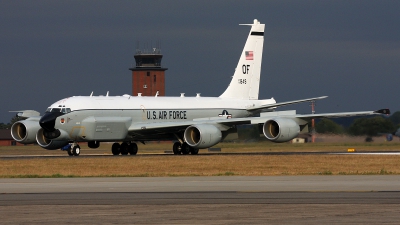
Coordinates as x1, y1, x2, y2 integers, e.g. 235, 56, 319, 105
10, 19, 389, 156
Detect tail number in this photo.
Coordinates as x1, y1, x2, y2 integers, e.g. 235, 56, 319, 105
238, 79, 247, 84
242, 65, 250, 74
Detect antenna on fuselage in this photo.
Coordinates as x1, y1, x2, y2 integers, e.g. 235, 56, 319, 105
106, 91, 109, 97
155, 91, 159, 97
90, 91, 93, 97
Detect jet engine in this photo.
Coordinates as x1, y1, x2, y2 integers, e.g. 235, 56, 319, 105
263, 118, 300, 142
11, 119, 41, 144
184, 124, 222, 149
36, 128, 70, 150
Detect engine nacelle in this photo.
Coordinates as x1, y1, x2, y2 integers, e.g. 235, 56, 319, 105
36, 128, 70, 150
11, 119, 41, 144
184, 124, 222, 149
263, 118, 300, 142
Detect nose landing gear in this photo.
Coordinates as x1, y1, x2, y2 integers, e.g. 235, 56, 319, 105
64, 143, 80, 156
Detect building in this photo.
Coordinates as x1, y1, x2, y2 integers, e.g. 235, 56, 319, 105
0, 129, 16, 146
129, 48, 168, 96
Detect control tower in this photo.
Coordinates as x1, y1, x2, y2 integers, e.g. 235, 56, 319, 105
129, 47, 168, 96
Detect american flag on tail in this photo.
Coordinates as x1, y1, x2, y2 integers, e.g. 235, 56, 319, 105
245, 51, 253, 60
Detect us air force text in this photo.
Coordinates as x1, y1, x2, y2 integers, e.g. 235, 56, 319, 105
147, 111, 187, 120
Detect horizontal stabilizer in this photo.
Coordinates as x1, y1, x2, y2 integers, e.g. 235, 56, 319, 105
247, 96, 328, 111
9, 110, 41, 118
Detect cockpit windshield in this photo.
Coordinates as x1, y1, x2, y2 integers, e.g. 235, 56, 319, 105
45, 107, 71, 114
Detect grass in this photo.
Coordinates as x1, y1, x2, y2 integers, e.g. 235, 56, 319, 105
1, 140, 400, 177
1, 154, 400, 178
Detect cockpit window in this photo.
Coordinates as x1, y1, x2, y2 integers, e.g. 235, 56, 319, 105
45, 108, 72, 114
61, 108, 71, 113
51, 108, 62, 113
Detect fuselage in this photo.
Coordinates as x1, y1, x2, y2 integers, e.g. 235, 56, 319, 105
44, 95, 275, 141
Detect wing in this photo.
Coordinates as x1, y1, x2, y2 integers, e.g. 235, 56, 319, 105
127, 108, 390, 143
129, 108, 389, 134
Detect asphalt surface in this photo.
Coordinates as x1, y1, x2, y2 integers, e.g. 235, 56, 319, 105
1, 176, 400, 224
2, 151, 400, 159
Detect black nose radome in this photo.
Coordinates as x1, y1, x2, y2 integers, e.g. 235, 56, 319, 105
39, 112, 64, 139
39, 111, 64, 132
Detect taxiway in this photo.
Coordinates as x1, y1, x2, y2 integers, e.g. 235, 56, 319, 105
1, 176, 400, 224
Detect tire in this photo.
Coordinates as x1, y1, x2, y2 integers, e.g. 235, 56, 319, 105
181, 143, 190, 155
67, 147, 73, 156
72, 145, 80, 156
88, 141, 100, 149
120, 143, 129, 155
128, 143, 138, 155
112, 143, 121, 155
173, 142, 182, 155
190, 148, 199, 155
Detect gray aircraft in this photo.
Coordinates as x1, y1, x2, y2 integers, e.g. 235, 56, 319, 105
10, 19, 390, 156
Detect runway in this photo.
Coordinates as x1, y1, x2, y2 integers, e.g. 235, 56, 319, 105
1, 176, 400, 224
2, 150, 400, 159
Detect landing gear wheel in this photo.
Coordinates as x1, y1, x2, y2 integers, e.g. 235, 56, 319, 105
181, 143, 190, 155
88, 141, 100, 149
67, 147, 73, 156
72, 145, 80, 156
190, 148, 199, 155
120, 143, 129, 155
128, 143, 138, 155
112, 143, 121, 155
173, 142, 182, 155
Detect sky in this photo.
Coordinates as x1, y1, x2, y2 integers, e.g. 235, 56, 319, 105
1, 0, 399, 123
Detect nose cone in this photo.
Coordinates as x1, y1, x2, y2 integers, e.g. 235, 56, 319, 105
39, 112, 60, 132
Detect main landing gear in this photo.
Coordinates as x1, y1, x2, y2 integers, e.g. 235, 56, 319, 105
173, 142, 199, 155
111, 142, 138, 155
64, 141, 199, 156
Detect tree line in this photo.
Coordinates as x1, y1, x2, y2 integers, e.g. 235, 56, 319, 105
0, 116, 23, 129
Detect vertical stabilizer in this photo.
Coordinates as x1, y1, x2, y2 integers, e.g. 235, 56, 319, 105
219, 19, 265, 100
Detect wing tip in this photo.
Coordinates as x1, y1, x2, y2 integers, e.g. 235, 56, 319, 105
374, 108, 391, 115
